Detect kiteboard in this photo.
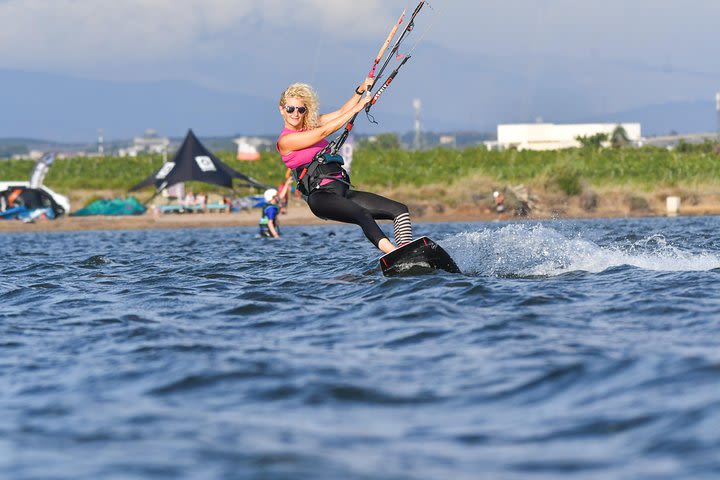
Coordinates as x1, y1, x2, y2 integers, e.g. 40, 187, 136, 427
379, 236, 460, 276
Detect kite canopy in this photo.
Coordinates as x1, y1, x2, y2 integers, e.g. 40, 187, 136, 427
129, 129, 268, 192
71, 197, 147, 216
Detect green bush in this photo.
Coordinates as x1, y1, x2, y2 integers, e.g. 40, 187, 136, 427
2, 145, 719, 197
546, 162, 582, 196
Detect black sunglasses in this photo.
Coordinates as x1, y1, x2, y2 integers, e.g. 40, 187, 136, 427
285, 105, 307, 114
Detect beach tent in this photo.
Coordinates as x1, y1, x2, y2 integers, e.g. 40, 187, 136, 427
129, 129, 269, 193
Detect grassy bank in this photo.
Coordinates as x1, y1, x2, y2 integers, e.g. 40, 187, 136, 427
2, 146, 719, 213
354, 146, 720, 191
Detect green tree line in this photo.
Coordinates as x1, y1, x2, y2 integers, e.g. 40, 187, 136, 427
1, 145, 719, 197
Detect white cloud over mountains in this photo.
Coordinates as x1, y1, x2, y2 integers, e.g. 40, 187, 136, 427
0, 0, 392, 70
2, 0, 718, 80
1, 0, 718, 139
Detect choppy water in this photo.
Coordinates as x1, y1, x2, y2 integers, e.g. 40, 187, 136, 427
2, 215, 720, 479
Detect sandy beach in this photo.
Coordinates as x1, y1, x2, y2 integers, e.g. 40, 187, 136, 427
0, 200, 493, 234
0, 202, 308, 233
2, 192, 719, 234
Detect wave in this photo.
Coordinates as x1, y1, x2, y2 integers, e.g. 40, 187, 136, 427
442, 224, 720, 276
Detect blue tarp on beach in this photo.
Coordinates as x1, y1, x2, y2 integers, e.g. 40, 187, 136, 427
71, 197, 147, 216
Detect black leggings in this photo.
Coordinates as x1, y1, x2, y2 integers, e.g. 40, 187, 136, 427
307, 181, 410, 247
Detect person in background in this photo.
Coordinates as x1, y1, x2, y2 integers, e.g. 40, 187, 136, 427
183, 189, 195, 208
196, 192, 207, 212
276, 81, 412, 254
259, 188, 281, 238
493, 190, 505, 214
277, 169, 293, 214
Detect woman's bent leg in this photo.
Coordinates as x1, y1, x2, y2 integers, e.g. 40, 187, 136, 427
346, 190, 413, 246
307, 189, 388, 247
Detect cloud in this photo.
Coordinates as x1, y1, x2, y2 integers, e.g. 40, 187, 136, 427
0, 0, 394, 71
1, 0, 717, 130
434, 0, 719, 65
5, 0, 718, 82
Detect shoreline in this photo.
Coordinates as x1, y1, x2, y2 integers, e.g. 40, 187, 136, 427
1, 198, 719, 234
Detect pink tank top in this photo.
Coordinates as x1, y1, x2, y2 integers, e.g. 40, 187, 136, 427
276, 128, 329, 169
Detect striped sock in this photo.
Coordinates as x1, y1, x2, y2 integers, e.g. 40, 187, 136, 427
393, 212, 413, 246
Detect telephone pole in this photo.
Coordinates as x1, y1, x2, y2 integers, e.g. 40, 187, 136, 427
413, 98, 422, 150
97, 128, 104, 156
716, 92, 720, 139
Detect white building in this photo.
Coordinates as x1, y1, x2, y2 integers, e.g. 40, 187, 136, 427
491, 123, 642, 151
119, 129, 170, 157
439, 135, 457, 147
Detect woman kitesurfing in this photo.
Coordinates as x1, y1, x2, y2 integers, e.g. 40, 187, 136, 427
276, 82, 412, 254
276, 2, 429, 254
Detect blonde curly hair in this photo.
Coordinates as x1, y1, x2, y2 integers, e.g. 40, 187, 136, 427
279, 83, 320, 130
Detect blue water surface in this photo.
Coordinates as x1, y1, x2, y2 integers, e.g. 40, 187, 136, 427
2, 215, 720, 479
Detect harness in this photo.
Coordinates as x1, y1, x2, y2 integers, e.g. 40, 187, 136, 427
292, 152, 351, 198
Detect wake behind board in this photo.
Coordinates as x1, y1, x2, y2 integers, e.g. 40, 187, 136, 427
380, 236, 460, 276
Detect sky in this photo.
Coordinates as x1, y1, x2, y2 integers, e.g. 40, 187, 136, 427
1, 0, 719, 140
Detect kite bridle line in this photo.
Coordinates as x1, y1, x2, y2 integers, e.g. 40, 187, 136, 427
365, 2, 435, 124
367, 0, 426, 92
324, 1, 430, 156
368, 8, 406, 81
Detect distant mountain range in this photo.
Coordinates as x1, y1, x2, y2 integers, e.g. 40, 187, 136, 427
1, 67, 717, 143
0, 69, 277, 142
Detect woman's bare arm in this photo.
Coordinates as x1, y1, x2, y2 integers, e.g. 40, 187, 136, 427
278, 95, 370, 155
319, 77, 373, 125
